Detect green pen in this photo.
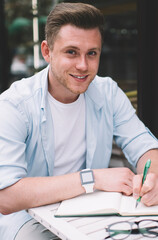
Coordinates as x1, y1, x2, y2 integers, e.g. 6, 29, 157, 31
135, 159, 151, 208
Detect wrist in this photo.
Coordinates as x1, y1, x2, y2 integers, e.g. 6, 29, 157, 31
80, 169, 95, 193
93, 168, 108, 191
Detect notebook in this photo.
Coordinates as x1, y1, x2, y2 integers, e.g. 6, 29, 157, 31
55, 190, 158, 217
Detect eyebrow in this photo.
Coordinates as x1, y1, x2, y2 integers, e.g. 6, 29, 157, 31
62, 45, 101, 52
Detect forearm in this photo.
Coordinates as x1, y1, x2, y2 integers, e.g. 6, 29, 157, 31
0, 172, 84, 215
137, 149, 158, 174
0, 167, 135, 215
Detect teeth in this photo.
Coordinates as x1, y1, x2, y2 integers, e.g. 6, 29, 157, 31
72, 75, 86, 79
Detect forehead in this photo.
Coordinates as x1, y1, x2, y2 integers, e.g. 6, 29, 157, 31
54, 24, 102, 49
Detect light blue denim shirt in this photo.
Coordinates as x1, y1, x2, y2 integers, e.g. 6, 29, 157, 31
0, 66, 158, 239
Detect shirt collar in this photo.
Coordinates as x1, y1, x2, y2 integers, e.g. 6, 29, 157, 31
40, 65, 49, 110
85, 76, 105, 110
40, 67, 104, 111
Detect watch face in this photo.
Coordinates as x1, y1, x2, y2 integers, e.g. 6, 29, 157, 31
80, 170, 94, 184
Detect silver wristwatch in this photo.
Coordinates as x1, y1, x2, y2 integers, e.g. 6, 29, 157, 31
80, 169, 94, 193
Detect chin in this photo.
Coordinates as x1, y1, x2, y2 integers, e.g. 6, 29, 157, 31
71, 85, 89, 95
71, 89, 87, 95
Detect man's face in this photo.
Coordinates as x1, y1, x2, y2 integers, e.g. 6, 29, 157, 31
43, 24, 102, 103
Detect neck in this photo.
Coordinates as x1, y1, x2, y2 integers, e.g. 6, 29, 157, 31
48, 83, 79, 104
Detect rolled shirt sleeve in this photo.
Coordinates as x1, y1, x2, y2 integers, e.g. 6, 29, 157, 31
0, 100, 28, 189
113, 83, 158, 167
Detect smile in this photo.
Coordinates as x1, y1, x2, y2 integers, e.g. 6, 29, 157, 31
70, 74, 88, 79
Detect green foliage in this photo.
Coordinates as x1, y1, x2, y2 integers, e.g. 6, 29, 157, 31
5, 0, 54, 49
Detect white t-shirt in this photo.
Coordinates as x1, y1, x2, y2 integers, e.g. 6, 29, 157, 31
48, 93, 86, 176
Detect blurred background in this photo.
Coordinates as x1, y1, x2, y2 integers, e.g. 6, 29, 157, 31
1, 0, 137, 91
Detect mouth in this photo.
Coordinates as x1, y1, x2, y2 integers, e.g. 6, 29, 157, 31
70, 74, 88, 81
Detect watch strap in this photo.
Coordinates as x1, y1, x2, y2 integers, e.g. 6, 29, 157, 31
80, 169, 94, 193
82, 183, 94, 193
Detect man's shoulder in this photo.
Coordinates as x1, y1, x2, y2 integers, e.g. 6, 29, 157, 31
0, 67, 48, 104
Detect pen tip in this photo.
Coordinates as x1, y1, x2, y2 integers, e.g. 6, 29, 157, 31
135, 201, 138, 208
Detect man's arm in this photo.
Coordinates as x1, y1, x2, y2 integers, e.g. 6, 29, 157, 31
0, 167, 134, 215
133, 149, 158, 206
0, 172, 84, 215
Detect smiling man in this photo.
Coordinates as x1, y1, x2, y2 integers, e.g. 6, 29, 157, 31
0, 2, 158, 240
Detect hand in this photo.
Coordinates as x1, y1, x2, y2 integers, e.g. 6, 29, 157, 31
94, 168, 134, 196
133, 173, 158, 206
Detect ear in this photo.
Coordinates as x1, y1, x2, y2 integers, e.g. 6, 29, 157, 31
41, 40, 51, 63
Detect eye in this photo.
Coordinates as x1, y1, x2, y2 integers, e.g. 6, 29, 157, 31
88, 51, 97, 56
66, 49, 76, 55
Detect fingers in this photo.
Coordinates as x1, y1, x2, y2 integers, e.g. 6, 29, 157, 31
133, 173, 155, 198
141, 173, 158, 206
118, 168, 134, 195
133, 173, 158, 206
121, 184, 133, 196
94, 167, 134, 195
133, 174, 143, 199
142, 173, 155, 190
141, 191, 156, 206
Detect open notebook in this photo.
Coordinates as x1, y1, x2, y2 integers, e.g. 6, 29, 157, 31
55, 190, 158, 217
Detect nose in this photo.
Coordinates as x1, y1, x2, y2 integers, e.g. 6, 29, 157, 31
75, 55, 88, 71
